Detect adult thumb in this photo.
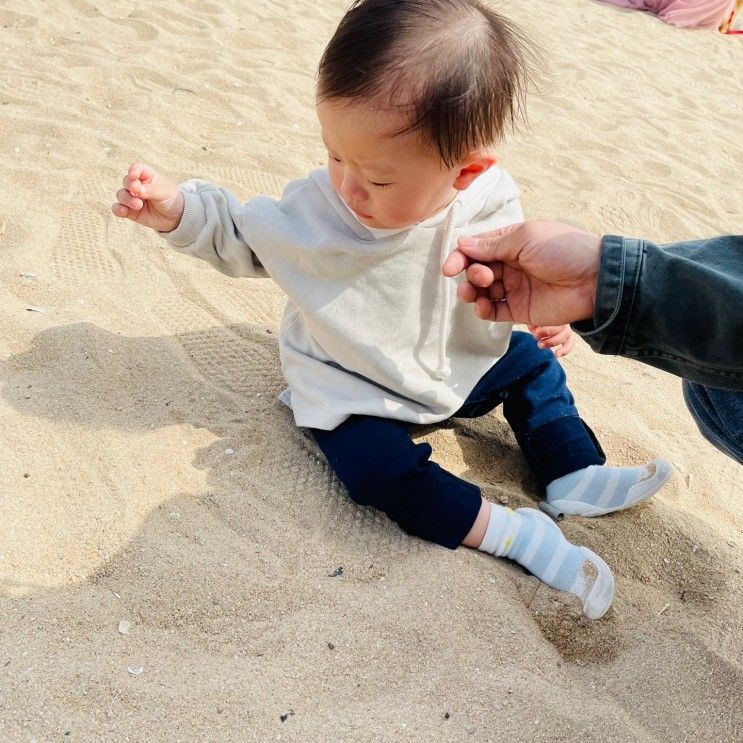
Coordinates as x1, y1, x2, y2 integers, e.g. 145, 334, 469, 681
456, 222, 525, 263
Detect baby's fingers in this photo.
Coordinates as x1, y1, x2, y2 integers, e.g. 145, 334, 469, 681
531, 325, 565, 342
112, 188, 144, 220
111, 202, 130, 219
554, 333, 575, 358
123, 162, 159, 200
115, 187, 144, 211
533, 325, 575, 357
125, 162, 179, 205
127, 162, 156, 186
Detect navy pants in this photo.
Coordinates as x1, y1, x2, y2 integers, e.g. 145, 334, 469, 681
311, 332, 605, 549
683, 381, 743, 465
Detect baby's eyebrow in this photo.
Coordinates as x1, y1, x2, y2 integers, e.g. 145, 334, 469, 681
369, 161, 396, 173
320, 134, 398, 176
359, 161, 398, 177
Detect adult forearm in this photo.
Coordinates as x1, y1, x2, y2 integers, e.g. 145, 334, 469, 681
575, 235, 743, 390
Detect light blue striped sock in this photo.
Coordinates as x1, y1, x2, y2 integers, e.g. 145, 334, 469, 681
546, 459, 672, 517
479, 505, 614, 619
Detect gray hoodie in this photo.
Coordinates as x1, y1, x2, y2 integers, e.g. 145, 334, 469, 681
164, 166, 522, 429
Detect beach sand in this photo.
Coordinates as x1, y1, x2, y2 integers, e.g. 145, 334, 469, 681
1, 0, 741, 740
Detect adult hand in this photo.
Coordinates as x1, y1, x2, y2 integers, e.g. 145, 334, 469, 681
442, 220, 602, 327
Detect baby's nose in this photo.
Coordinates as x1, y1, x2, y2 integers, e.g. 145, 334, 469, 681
341, 173, 365, 202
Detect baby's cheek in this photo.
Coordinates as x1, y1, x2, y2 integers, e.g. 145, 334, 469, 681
387, 197, 424, 225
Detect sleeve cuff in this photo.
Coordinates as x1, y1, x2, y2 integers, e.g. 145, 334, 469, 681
160, 189, 207, 248
573, 235, 641, 355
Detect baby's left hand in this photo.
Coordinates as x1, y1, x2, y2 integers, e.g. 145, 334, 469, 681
529, 324, 575, 358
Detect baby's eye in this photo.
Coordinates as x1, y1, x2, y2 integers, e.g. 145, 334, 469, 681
330, 155, 342, 163
370, 181, 391, 188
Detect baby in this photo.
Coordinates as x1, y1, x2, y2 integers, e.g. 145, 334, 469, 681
112, 0, 671, 618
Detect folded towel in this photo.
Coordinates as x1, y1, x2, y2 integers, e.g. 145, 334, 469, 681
599, 0, 735, 30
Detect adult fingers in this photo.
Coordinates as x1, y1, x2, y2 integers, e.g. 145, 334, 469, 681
465, 263, 496, 288
457, 281, 477, 303
487, 280, 505, 302
474, 296, 514, 323
442, 248, 470, 277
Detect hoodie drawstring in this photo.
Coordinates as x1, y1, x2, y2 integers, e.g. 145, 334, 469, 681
435, 199, 461, 381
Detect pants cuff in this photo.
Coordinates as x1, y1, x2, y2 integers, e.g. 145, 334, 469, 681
403, 465, 482, 550
517, 416, 605, 489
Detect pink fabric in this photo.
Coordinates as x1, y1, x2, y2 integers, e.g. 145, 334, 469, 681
599, 0, 734, 29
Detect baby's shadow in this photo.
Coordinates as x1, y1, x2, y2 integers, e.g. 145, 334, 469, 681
4, 321, 282, 432
2, 321, 417, 554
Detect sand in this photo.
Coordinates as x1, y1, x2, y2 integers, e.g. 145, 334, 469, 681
0, 0, 741, 740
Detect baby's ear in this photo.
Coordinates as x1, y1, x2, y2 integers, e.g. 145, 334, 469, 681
453, 154, 497, 191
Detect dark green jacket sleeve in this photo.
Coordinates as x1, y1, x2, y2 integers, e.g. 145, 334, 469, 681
574, 235, 743, 391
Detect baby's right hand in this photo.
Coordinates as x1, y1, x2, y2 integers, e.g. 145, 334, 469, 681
112, 163, 185, 233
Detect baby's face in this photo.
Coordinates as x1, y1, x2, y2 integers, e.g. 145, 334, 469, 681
317, 99, 466, 229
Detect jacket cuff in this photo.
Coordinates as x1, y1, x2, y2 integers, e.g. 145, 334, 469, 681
160, 190, 207, 248
573, 235, 642, 355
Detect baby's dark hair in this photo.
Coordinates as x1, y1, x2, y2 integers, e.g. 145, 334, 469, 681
317, 0, 536, 166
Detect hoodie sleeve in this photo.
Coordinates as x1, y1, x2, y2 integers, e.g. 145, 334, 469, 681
161, 180, 269, 279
